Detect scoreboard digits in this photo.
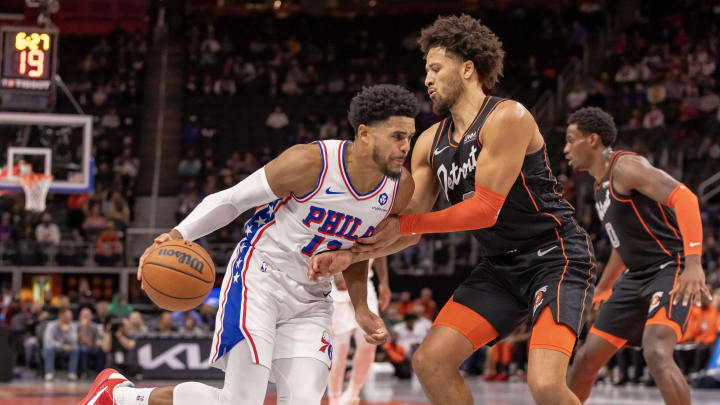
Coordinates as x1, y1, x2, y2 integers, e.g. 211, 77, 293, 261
0, 26, 58, 93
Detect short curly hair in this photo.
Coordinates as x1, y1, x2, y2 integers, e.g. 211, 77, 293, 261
419, 14, 505, 89
348, 84, 419, 132
567, 107, 617, 147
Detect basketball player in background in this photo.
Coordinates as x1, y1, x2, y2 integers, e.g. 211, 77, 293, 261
309, 14, 596, 405
78, 84, 417, 405
563, 107, 710, 405
328, 257, 390, 405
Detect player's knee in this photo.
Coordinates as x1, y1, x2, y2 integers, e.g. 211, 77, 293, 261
527, 376, 565, 405
411, 346, 442, 377
642, 341, 673, 370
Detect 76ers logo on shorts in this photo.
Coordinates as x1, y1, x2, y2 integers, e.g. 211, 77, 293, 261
649, 291, 663, 313
319, 331, 333, 361
533, 285, 548, 316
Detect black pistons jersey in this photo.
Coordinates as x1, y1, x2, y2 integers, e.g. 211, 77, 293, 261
594, 151, 683, 271
430, 96, 577, 257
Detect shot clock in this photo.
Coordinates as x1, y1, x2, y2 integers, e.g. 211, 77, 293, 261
0, 26, 58, 94
0, 26, 58, 110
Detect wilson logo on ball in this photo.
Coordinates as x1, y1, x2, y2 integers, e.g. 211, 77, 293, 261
157, 248, 204, 273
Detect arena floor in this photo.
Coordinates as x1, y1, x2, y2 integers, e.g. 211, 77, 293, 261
2, 376, 719, 405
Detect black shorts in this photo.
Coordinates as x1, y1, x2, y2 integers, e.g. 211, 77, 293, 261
593, 255, 689, 346
452, 227, 596, 344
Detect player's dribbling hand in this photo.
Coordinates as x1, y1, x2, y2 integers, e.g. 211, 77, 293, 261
352, 216, 401, 253
137, 231, 181, 282
307, 250, 353, 281
592, 288, 612, 310
355, 307, 388, 345
670, 257, 712, 307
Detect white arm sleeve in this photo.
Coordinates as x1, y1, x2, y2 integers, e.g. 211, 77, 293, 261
174, 167, 279, 241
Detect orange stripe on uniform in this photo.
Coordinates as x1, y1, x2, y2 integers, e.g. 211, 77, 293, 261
448, 97, 489, 147
589, 326, 628, 349
542, 145, 575, 211
578, 233, 596, 331
529, 307, 576, 357
608, 154, 673, 256
430, 119, 447, 171
554, 228, 570, 321
433, 296, 499, 351
646, 306, 683, 341
668, 253, 681, 318
519, 172, 562, 226
657, 202, 681, 239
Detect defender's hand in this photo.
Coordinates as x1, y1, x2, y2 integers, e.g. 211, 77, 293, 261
355, 307, 388, 345
307, 250, 354, 281
592, 288, 612, 310
671, 259, 712, 306
353, 216, 402, 253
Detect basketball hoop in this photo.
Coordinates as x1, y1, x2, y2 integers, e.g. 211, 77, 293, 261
0, 162, 53, 209
19, 172, 52, 212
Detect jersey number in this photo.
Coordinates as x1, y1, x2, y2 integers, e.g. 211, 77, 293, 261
605, 222, 621, 248
301, 235, 343, 257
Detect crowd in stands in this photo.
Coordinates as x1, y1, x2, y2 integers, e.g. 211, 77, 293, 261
0, 30, 146, 267
556, 0, 720, 287
1, 288, 218, 381
176, 4, 607, 255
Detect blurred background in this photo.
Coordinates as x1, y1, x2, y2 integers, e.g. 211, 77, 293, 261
0, 0, 719, 399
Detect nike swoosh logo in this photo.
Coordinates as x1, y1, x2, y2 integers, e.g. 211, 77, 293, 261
434, 146, 451, 156
537, 246, 557, 257
87, 387, 108, 405
325, 187, 344, 195
689, 242, 700, 247
659, 261, 675, 269
323, 291, 331, 297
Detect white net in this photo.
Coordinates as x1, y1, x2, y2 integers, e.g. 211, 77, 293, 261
19, 173, 53, 212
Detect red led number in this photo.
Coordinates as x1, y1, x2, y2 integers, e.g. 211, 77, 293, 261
18, 50, 44, 78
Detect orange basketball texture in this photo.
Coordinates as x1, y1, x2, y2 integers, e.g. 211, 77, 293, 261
142, 240, 215, 311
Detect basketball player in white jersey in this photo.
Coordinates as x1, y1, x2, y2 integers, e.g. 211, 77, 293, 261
328, 257, 391, 405
78, 84, 416, 405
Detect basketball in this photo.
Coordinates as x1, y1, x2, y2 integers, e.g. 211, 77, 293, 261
142, 240, 215, 311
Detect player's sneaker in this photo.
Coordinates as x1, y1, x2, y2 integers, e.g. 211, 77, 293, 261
77, 368, 131, 405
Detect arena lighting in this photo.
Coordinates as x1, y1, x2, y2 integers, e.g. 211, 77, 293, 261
273, 0, 282, 10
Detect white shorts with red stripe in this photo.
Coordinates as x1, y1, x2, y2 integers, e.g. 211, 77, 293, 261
210, 241, 334, 370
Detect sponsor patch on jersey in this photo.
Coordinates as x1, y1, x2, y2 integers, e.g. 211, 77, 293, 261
378, 193, 389, 206
464, 131, 478, 143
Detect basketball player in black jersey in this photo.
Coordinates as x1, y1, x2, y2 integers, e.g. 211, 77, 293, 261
563, 107, 711, 405
308, 15, 596, 405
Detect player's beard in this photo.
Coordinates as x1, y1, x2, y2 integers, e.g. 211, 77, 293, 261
373, 146, 402, 180
431, 73, 463, 115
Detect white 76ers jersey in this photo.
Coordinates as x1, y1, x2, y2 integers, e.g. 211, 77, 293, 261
240, 140, 400, 289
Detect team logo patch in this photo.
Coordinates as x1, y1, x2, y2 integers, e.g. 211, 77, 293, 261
649, 291, 663, 313
533, 285, 548, 316
136, 395, 145, 402
378, 193, 389, 206
319, 331, 333, 360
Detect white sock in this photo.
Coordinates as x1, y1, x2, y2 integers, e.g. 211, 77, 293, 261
114, 387, 156, 405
